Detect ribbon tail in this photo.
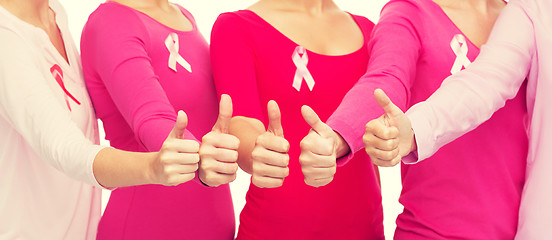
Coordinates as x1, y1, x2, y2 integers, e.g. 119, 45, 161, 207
292, 71, 302, 91
177, 56, 192, 73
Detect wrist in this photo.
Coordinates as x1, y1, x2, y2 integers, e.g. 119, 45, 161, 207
334, 131, 350, 158
144, 152, 159, 185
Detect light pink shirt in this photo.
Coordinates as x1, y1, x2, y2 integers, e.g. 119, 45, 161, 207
0, 1, 104, 239
406, 0, 551, 239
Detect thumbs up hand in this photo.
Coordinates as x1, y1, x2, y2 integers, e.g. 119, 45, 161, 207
151, 110, 200, 186
364, 89, 414, 167
199, 94, 241, 187
251, 100, 290, 188
299, 106, 339, 187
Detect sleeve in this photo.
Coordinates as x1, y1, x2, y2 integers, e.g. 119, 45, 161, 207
210, 12, 264, 121
80, 7, 197, 152
405, 2, 534, 162
0, 29, 105, 187
326, 0, 422, 163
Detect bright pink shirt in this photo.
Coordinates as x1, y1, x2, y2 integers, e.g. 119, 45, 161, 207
405, 0, 551, 239
211, 10, 383, 240
327, 0, 528, 239
81, 2, 234, 239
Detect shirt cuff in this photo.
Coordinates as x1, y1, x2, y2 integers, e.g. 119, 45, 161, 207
404, 103, 434, 164
87, 145, 112, 189
327, 118, 359, 167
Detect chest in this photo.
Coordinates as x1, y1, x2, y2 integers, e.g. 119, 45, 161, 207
250, 36, 369, 129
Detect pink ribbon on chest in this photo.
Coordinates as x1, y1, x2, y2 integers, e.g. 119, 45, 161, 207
165, 33, 192, 73
50, 64, 80, 111
450, 34, 472, 74
292, 46, 315, 92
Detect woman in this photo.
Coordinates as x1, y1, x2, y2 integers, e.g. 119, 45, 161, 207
210, 0, 384, 239
324, 0, 528, 239
81, 0, 239, 239
0, 0, 230, 239
364, 0, 551, 239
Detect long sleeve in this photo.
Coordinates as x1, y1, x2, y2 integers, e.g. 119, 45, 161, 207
327, 0, 421, 160
406, 2, 534, 162
0, 30, 105, 187
81, 7, 197, 152
210, 13, 263, 121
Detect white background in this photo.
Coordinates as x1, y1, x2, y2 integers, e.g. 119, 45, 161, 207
57, 0, 401, 238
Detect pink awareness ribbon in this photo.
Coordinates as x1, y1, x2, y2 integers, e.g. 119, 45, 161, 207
292, 46, 315, 92
450, 34, 472, 74
165, 33, 192, 73
50, 64, 80, 111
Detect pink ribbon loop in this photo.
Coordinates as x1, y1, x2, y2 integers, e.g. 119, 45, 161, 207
165, 33, 192, 73
450, 34, 472, 74
50, 64, 80, 111
292, 46, 315, 92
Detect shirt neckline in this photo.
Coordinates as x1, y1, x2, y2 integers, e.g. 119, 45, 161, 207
240, 9, 368, 58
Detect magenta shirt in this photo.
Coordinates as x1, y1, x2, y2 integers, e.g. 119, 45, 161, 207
327, 0, 528, 239
211, 10, 384, 240
81, 2, 233, 239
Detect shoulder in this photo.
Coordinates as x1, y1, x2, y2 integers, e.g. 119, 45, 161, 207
381, 0, 427, 17
348, 14, 375, 33
0, 28, 35, 64
83, 2, 146, 37
214, 10, 257, 28
212, 11, 257, 37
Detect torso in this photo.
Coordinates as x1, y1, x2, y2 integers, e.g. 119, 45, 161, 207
212, 9, 384, 240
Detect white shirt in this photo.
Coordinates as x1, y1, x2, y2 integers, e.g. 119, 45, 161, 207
0, 1, 105, 239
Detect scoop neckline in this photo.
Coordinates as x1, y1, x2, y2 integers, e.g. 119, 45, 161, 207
239, 9, 368, 57
105, 1, 196, 34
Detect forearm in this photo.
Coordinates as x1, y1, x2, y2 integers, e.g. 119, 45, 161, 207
92, 148, 156, 188
229, 116, 265, 174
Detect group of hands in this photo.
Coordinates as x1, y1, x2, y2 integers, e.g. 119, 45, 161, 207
150, 90, 415, 188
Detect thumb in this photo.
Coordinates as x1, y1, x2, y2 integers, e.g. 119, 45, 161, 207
212, 94, 233, 134
267, 100, 284, 137
374, 89, 404, 123
301, 105, 334, 138
169, 110, 188, 139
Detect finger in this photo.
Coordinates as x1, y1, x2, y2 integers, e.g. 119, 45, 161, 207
202, 132, 240, 150
305, 177, 333, 188
252, 163, 289, 178
212, 94, 233, 133
163, 139, 200, 153
166, 173, 196, 186
363, 133, 399, 151
299, 152, 335, 168
366, 147, 400, 162
371, 155, 402, 167
169, 110, 188, 139
374, 89, 404, 119
165, 162, 199, 175
252, 175, 285, 188
211, 148, 239, 163
301, 105, 334, 138
267, 100, 284, 137
251, 147, 289, 167
256, 133, 290, 153
211, 161, 239, 175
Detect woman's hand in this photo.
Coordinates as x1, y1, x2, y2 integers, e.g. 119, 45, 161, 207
149, 110, 200, 186
199, 94, 240, 187
251, 100, 290, 188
